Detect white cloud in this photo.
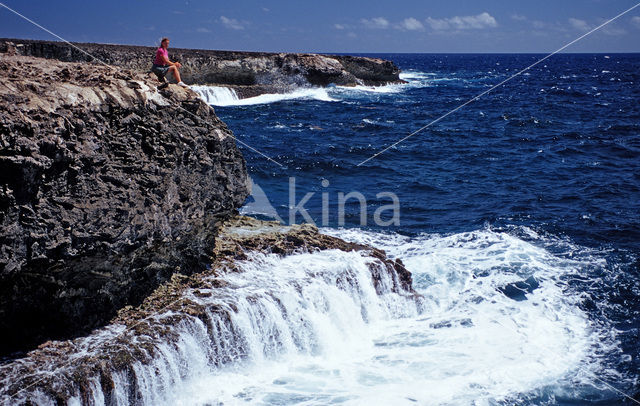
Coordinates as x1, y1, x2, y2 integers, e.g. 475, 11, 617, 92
196, 27, 211, 33
632, 16, 640, 28
334, 23, 346, 30
361, 17, 390, 29
425, 17, 450, 31
511, 14, 527, 21
399, 17, 424, 31
603, 26, 626, 36
568, 18, 589, 31
532, 20, 546, 29
220, 16, 245, 30
426, 12, 497, 31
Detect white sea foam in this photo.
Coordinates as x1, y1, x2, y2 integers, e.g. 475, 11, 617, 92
159, 228, 609, 405
237, 88, 336, 105
333, 71, 434, 96
334, 83, 407, 94
3, 228, 615, 405
399, 71, 436, 81
192, 85, 336, 106
192, 70, 439, 107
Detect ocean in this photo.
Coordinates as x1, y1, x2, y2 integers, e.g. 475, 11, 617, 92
185, 53, 640, 405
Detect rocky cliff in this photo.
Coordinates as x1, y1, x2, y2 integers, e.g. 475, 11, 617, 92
0, 39, 403, 98
0, 53, 250, 356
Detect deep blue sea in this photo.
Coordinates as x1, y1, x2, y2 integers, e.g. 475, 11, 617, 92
192, 54, 640, 405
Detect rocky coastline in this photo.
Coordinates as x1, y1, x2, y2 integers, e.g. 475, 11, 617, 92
0, 216, 417, 404
0, 46, 415, 405
0, 39, 404, 99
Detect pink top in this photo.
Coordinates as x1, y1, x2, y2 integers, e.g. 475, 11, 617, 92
154, 47, 168, 66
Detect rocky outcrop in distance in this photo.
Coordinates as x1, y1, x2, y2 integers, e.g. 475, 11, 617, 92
0, 53, 250, 356
0, 38, 404, 98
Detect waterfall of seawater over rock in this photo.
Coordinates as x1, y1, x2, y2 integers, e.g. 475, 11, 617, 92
3, 243, 419, 405
190, 86, 240, 106
2, 228, 612, 406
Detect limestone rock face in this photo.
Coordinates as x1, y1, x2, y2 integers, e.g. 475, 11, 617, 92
0, 39, 404, 98
0, 55, 250, 355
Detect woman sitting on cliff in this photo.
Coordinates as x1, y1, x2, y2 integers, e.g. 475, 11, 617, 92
152, 37, 188, 88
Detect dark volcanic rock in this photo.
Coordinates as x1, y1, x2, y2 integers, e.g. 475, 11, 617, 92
0, 54, 250, 356
333, 54, 402, 85
0, 39, 404, 97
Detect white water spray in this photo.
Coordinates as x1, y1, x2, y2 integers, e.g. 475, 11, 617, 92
2, 228, 614, 406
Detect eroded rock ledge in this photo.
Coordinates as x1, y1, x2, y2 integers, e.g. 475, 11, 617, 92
0, 54, 250, 356
0, 38, 403, 98
0, 216, 416, 404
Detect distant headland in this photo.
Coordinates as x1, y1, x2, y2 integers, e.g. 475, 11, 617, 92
0, 38, 404, 99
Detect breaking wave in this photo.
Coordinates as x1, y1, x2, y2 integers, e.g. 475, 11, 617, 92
192, 86, 336, 106
1, 227, 619, 405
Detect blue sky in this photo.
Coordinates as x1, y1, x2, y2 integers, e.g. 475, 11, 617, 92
1, 0, 639, 53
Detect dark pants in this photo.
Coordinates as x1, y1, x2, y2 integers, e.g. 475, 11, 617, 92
151, 64, 169, 81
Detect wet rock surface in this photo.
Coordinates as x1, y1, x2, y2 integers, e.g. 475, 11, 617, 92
0, 215, 416, 405
0, 54, 249, 356
215, 216, 413, 293
0, 39, 404, 98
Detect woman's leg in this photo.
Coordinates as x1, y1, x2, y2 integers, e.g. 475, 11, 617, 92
168, 65, 182, 83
